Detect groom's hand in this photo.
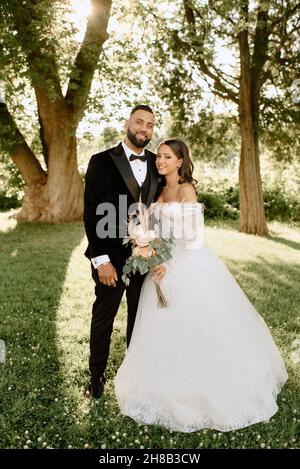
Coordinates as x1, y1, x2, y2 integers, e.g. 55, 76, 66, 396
98, 262, 118, 287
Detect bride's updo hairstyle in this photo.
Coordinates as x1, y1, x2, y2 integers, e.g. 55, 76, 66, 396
158, 139, 198, 190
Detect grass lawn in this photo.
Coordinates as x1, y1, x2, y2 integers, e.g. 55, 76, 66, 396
0, 210, 299, 449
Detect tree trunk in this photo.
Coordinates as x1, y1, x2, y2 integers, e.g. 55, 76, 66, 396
238, 28, 268, 236
238, 120, 268, 235
16, 108, 83, 223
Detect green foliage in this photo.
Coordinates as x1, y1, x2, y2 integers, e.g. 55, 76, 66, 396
122, 237, 174, 285
0, 191, 21, 210
198, 188, 239, 220
198, 185, 300, 223
263, 189, 300, 223
0, 156, 24, 210
172, 110, 240, 164
195, 157, 300, 223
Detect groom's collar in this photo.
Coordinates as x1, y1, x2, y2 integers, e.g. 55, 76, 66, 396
112, 142, 154, 161
122, 141, 145, 160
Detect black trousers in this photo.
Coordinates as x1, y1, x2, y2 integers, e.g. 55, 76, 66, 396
89, 264, 146, 378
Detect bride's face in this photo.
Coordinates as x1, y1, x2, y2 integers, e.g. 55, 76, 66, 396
156, 144, 183, 176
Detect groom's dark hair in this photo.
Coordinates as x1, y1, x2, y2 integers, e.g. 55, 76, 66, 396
130, 104, 154, 116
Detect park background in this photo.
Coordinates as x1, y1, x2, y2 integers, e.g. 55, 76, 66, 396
0, 0, 299, 449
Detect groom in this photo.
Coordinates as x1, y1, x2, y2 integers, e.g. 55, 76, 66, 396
83, 104, 161, 398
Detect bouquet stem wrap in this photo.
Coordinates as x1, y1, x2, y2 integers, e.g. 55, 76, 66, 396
155, 282, 169, 308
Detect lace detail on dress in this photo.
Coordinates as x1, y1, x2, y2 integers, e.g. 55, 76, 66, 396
117, 374, 287, 433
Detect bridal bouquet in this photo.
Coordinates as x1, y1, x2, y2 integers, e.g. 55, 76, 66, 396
122, 200, 173, 308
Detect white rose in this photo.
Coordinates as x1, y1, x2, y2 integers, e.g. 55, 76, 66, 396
128, 223, 144, 238
135, 230, 156, 247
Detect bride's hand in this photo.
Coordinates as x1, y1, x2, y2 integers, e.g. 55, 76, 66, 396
152, 264, 167, 283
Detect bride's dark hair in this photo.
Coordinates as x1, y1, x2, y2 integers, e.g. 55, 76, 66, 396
158, 139, 198, 190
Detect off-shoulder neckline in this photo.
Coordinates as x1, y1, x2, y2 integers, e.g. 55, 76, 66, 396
152, 201, 200, 206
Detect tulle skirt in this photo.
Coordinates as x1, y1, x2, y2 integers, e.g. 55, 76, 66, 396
114, 243, 288, 432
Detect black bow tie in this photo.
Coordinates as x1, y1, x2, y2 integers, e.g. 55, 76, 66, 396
129, 153, 147, 163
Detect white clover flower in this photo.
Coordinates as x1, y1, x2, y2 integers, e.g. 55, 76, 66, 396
101, 444, 106, 449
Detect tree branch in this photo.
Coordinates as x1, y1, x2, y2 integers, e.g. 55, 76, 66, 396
182, 1, 239, 103
270, 1, 300, 29
0, 102, 47, 186
65, 0, 112, 121
173, 31, 239, 103
208, 1, 238, 27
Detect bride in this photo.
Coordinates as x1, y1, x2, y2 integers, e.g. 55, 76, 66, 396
114, 139, 288, 433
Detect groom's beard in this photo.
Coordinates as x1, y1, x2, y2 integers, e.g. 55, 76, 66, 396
127, 128, 151, 148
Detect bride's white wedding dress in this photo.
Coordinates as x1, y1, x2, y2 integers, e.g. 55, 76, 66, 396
114, 202, 288, 432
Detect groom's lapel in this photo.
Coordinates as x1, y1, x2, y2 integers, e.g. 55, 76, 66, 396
109, 143, 140, 202
145, 150, 159, 207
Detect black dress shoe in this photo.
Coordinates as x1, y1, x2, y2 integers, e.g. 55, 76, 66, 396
84, 376, 106, 399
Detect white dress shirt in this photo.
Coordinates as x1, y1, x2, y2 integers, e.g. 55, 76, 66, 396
91, 141, 148, 269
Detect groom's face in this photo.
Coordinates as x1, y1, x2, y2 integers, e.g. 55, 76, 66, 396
125, 110, 154, 148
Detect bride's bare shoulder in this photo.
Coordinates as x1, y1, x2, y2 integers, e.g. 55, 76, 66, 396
178, 183, 197, 202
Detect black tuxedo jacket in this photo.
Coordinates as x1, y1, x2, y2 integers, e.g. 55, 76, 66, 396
83, 142, 162, 269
